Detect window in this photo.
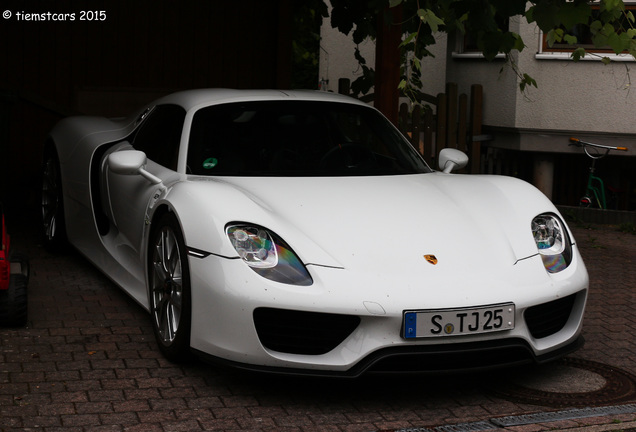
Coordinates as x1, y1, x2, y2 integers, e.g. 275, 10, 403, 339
452, 15, 509, 58
186, 101, 431, 177
133, 104, 186, 170
539, 3, 636, 57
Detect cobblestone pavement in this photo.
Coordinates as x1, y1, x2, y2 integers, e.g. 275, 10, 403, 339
0, 220, 635, 432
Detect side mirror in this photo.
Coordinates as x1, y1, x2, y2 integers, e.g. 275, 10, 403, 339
108, 150, 162, 185
108, 150, 146, 175
438, 148, 469, 173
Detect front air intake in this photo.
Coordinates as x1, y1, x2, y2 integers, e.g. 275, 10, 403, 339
524, 294, 577, 339
253, 308, 360, 355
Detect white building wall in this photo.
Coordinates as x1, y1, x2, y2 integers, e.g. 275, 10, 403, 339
445, 16, 636, 135
444, 15, 635, 155
418, 35, 449, 98
319, 1, 448, 98
516, 20, 636, 134
444, 47, 519, 128
318, 23, 375, 93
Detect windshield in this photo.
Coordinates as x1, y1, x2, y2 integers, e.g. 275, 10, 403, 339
187, 100, 432, 176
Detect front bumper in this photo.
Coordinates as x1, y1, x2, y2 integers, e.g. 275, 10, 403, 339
192, 334, 585, 377
187, 244, 588, 376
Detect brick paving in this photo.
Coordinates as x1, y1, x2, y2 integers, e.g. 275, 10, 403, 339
0, 220, 635, 431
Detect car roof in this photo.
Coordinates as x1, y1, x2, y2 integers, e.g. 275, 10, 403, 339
152, 89, 370, 112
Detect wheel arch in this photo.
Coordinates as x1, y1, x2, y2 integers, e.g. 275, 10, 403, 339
42, 137, 62, 201
41, 138, 68, 250
145, 203, 184, 272
148, 204, 179, 233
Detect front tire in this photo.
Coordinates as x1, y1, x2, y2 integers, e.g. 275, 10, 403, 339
148, 212, 192, 362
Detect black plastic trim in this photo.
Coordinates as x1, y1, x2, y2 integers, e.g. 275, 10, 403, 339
192, 335, 584, 378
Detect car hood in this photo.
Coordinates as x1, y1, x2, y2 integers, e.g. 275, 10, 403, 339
179, 173, 557, 275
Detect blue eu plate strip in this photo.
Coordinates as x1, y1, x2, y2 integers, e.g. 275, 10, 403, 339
404, 312, 417, 339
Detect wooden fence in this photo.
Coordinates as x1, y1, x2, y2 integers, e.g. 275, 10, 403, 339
338, 80, 486, 173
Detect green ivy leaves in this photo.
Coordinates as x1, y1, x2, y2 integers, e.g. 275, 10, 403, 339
329, 0, 636, 98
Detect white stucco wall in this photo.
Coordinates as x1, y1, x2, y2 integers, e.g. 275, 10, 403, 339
441, 14, 636, 162
318, 22, 376, 93
417, 35, 449, 98
444, 45, 520, 128
319, 1, 448, 98
516, 20, 636, 134
446, 16, 636, 136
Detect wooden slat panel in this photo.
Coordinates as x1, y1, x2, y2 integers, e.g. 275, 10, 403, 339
423, 108, 434, 163
192, 1, 213, 89
436, 93, 447, 152
146, 2, 167, 88
445, 82, 457, 149
0, 0, 290, 212
411, 105, 422, 154
457, 93, 467, 153
395, 83, 482, 171
469, 84, 483, 174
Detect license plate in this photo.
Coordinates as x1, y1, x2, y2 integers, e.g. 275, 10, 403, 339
403, 303, 515, 339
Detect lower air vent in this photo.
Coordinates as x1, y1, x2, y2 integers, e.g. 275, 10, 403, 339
525, 294, 577, 339
366, 339, 536, 373
253, 308, 360, 355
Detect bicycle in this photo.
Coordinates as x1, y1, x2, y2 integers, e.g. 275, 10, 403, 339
569, 137, 628, 209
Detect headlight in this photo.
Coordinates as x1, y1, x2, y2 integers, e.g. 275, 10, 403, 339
226, 224, 313, 286
531, 213, 572, 273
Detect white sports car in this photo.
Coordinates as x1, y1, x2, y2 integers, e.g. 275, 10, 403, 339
41, 89, 588, 376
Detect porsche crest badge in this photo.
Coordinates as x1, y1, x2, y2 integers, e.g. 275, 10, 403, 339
424, 254, 438, 265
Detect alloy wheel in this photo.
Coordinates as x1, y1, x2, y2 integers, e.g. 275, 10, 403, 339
150, 226, 184, 344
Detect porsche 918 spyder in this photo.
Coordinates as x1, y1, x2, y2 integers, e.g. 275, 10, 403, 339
41, 89, 588, 376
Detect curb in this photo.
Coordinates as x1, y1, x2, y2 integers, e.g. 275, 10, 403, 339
557, 205, 636, 225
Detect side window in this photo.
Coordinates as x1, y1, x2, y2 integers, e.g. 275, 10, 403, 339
133, 104, 186, 170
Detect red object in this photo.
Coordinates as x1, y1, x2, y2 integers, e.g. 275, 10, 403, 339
0, 213, 9, 290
